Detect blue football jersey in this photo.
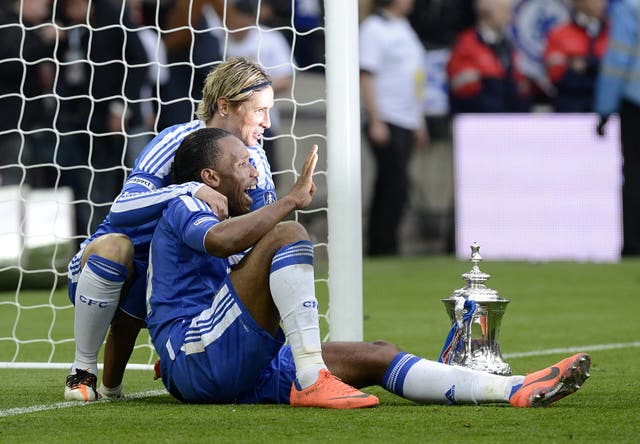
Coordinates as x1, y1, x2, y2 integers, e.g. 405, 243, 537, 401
146, 194, 232, 344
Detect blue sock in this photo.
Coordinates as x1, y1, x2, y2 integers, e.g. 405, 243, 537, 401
382, 352, 422, 397
270, 240, 314, 273
85, 254, 128, 283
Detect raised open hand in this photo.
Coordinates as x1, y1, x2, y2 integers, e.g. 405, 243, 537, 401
287, 145, 318, 210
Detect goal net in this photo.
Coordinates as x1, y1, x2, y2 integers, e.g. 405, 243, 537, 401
0, 0, 363, 370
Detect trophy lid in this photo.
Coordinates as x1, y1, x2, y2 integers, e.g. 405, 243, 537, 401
447, 243, 508, 302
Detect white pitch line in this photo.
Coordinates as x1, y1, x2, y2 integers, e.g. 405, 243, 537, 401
1, 341, 639, 418
0, 363, 154, 370
0, 389, 168, 418
503, 341, 640, 358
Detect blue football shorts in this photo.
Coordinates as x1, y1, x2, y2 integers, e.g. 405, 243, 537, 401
156, 276, 297, 404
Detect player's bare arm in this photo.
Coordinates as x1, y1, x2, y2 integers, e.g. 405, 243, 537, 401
205, 145, 318, 257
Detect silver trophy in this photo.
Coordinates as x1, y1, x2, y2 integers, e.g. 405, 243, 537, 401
439, 243, 512, 375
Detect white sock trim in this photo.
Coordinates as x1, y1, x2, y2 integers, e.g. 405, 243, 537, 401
98, 382, 124, 399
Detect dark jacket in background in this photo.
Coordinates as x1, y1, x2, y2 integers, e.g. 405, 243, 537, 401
0, 4, 55, 132
55, 0, 147, 134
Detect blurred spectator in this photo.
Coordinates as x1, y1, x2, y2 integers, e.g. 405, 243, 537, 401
265, 0, 324, 71
223, 0, 294, 180
291, 0, 324, 70
0, 0, 57, 187
407, 0, 477, 115
126, 0, 170, 165
360, 0, 428, 256
160, 0, 223, 127
544, 0, 608, 112
55, 0, 147, 236
409, 0, 476, 50
594, 0, 640, 256
447, 0, 532, 113
405, 1, 475, 254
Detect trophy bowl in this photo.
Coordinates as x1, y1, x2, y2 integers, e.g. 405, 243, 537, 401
439, 243, 512, 376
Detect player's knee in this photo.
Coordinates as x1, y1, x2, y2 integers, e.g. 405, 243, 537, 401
272, 221, 310, 246
83, 234, 134, 266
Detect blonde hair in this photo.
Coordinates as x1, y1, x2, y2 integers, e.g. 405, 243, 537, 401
196, 57, 272, 122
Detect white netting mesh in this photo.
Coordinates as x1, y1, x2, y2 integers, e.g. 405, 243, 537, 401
0, 0, 336, 368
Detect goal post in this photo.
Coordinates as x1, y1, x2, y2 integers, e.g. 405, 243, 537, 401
0, 0, 364, 368
324, 0, 363, 341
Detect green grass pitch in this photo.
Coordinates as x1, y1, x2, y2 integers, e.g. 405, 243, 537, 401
0, 256, 639, 443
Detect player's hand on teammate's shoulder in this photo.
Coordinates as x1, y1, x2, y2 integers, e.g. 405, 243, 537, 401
285, 145, 318, 210
195, 185, 229, 220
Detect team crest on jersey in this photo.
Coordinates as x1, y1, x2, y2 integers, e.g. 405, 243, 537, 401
263, 191, 277, 206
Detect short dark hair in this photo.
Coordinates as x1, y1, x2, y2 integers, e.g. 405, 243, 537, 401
171, 128, 235, 184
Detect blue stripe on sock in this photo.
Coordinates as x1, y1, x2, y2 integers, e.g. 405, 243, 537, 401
85, 254, 128, 283
270, 240, 314, 273
382, 352, 421, 397
509, 383, 522, 400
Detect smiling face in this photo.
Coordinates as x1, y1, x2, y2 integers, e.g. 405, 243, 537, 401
216, 87, 274, 147
212, 135, 259, 216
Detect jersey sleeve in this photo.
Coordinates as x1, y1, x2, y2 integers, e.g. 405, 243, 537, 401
446, 32, 483, 98
167, 195, 219, 253
359, 18, 383, 74
109, 172, 204, 227
594, 0, 635, 118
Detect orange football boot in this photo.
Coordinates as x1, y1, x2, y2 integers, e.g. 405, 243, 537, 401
290, 369, 379, 409
64, 369, 98, 402
510, 353, 591, 408
153, 358, 162, 380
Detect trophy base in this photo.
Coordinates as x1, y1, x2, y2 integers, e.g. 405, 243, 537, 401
458, 345, 512, 376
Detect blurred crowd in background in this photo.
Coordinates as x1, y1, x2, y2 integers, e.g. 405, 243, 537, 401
0, 0, 636, 255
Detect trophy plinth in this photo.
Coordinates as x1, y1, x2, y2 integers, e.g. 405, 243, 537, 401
440, 243, 512, 375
